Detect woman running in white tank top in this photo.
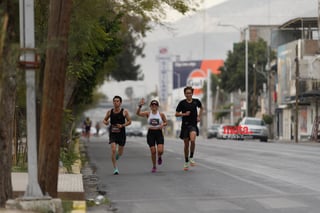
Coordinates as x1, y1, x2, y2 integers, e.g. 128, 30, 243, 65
136, 98, 167, 173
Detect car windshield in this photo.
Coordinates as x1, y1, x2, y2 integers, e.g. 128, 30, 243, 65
245, 119, 265, 126
220, 124, 233, 128
211, 124, 220, 130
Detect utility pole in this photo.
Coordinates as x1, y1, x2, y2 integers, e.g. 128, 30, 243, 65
266, 45, 273, 139
316, 0, 320, 128
245, 27, 249, 117
207, 69, 212, 128
19, 0, 43, 198
295, 44, 299, 143
252, 64, 257, 116
318, 0, 320, 50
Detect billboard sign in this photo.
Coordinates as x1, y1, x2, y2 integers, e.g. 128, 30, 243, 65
158, 47, 170, 106
173, 59, 223, 97
277, 40, 299, 104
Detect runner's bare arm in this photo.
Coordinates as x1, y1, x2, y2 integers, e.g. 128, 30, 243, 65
136, 98, 149, 117
103, 110, 111, 125
198, 105, 204, 122
161, 113, 167, 127
123, 109, 132, 127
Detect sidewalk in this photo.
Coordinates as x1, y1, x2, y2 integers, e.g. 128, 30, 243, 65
11, 172, 85, 201
268, 138, 320, 145
7, 139, 86, 212
0, 209, 36, 212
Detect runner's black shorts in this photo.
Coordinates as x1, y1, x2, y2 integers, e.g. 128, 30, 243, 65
179, 125, 199, 139
147, 129, 164, 147
109, 132, 126, 146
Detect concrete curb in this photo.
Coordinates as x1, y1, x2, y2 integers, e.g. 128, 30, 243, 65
71, 200, 86, 213
70, 139, 86, 213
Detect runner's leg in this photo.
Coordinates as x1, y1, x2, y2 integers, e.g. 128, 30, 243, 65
184, 138, 189, 162
111, 143, 117, 168
150, 146, 156, 167
118, 145, 124, 158
189, 131, 196, 166
189, 131, 196, 157
157, 144, 163, 165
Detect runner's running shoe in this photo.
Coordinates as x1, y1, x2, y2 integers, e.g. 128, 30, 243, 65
190, 158, 195, 166
113, 168, 119, 175
151, 167, 157, 173
158, 157, 162, 165
183, 162, 189, 171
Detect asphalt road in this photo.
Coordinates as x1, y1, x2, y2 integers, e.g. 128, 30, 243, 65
85, 134, 320, 213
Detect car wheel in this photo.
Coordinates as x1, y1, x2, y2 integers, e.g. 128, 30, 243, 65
260, 137, 268, 142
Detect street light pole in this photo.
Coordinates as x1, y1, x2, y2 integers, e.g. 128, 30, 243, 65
217, 23, 249, 116
207, 69, 212, 127
245, 27, 249, 116
173, 72, 181, 89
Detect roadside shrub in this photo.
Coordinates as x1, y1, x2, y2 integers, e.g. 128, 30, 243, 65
263, 114, 273, 125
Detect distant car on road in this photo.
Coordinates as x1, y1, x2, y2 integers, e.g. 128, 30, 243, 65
216, 124, 234, 139
207, 124, 220, 138
126, 127, 144, 137
239, 117, 268, 142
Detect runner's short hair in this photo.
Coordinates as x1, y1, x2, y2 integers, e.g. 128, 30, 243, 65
184, 86, 194, 94
113, 95, 122, 103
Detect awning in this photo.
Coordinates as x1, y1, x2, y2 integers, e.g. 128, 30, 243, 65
282, 90, 320, 105
279, 17, 318, 29
300, 90, 320, 98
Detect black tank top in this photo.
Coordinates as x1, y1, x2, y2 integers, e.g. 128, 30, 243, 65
110, 108, 125, 125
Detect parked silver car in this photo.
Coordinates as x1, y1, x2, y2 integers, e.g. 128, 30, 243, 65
239, 117, 268, 142
207, 124, 220, 138
216, 124, 244, 140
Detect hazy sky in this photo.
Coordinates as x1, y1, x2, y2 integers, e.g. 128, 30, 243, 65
164, 0, 228, 22
99, 0, 318, 100
99, 0, 230, 98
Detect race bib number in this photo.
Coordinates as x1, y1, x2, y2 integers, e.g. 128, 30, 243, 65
111, 126, 120, 133
149, 118, 160, 126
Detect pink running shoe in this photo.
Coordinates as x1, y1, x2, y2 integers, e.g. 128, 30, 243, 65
151, 167, 157, 173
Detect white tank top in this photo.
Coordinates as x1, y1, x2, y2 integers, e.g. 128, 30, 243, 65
147, 111, 163, 129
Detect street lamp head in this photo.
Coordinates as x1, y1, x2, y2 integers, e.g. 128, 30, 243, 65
217, 22, 241, 31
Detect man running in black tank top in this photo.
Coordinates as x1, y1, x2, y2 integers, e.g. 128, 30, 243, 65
103, 96, 131, 175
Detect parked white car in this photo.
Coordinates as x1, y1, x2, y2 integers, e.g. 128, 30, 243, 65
216, 124, 233, 139
216, 124, 244, 140
207, 124, 220, 139
239, 117, 268, 142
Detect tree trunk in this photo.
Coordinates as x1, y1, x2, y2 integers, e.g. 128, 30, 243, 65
0, 13, 15, 207
38, 0, 73, 197
64, 76, 79, 109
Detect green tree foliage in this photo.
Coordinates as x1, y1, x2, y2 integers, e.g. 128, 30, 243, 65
220, 38, 269, 92
202, 73, 220, 103
0, 0, 200, 204
0, 0, 20, 206
215, 103, 233, 122
219, 38, 274, 116
99, 10, 146, 81
64, 0, 200, 109
262, 113, 273, 124
32, 0, 201, 123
